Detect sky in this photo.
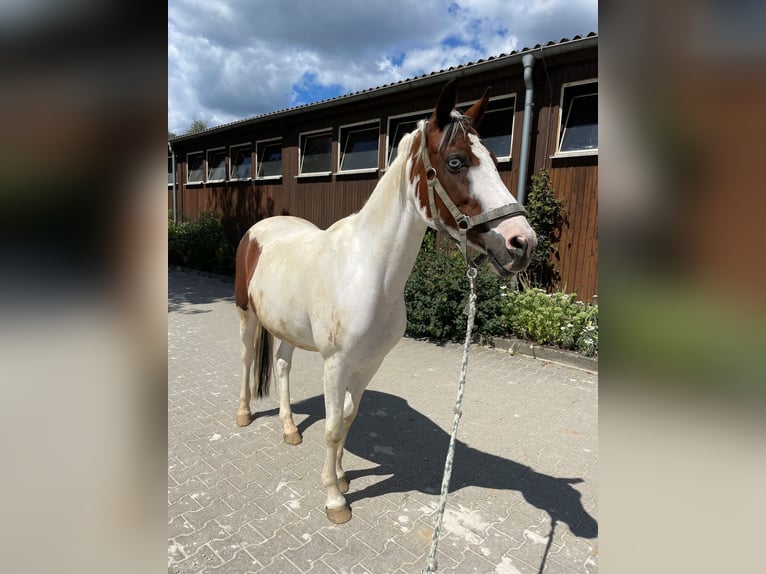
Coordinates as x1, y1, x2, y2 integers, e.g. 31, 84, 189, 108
168, 0, 597, 136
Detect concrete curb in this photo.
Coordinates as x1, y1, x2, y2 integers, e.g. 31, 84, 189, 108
483, 336, 598, 373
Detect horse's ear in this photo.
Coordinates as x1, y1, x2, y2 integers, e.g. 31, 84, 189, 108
465, 86, 492, 129
432, 79, 458, 130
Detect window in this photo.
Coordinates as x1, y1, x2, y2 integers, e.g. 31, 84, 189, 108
477, 95, 515, 160
230, 144, 252, 180
299, 131, 332, 175
187, 152, 204, 183
557, 81, 598, 155
168, 156, 174, 186
207, 148, 227, 182
256, 139, 282, 179
387, 111, 429, 166
338, 123, 379, 172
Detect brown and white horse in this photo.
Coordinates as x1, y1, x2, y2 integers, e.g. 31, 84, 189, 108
234, 80, 536, 524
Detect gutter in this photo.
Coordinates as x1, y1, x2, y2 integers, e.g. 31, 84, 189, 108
516, 53, 535, 206
168, 141, 177, 224
168, 35, 597, 144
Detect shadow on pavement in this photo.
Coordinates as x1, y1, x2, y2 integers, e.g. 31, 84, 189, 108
260, 390, 597, 541
167, 269, 233, 314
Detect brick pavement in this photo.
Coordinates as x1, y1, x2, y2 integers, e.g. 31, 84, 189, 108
168, 268, 598, 574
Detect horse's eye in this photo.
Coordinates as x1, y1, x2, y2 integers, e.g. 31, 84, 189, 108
446, 157, 464, 171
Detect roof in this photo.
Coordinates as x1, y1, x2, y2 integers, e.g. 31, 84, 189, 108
169, 32, 597, 143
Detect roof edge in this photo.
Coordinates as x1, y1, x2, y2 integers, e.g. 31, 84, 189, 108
169, 33, 597, 143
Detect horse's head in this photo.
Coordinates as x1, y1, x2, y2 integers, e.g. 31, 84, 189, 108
412, 79, 537, 275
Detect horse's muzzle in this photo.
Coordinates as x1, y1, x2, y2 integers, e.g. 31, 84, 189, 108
483, 229, 537, 275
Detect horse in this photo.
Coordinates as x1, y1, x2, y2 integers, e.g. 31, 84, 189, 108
233, 79, 537, 524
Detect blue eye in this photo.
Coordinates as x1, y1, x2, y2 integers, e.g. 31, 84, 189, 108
447, 157, 464, 170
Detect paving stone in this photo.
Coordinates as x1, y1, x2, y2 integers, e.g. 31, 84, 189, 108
201, 548, 261, 574
168, 268, 598, 574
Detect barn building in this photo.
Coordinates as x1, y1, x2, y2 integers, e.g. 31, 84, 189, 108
168, 33, 597, 300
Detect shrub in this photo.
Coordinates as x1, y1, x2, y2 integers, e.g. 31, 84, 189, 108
404, 233, 466, 341
167, 211, 235, 276
404, 232, 513, 342
521, 169, 566, 290
501, 287, 598, 355
404, 232, 598, 355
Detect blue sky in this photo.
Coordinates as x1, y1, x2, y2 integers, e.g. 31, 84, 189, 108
168, 0, 597, 136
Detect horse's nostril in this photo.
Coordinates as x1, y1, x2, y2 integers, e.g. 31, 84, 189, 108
509, 235, 527, 252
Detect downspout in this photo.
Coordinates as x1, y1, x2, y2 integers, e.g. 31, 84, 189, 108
516, 53, 535, 206
168, 140, 177, 224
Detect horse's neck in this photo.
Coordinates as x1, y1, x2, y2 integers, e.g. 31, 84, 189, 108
351, 158, 427, 297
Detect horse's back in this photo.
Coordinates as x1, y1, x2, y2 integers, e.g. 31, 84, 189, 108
236, 215, 337, 351
249, 215, 322, 243
236, 216, 318, 311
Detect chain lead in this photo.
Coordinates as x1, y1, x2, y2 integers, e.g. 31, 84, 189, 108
424, 268, 477, 573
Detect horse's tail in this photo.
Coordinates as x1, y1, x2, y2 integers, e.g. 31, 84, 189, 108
252, 320, 273, 398
235, 231, 272, 399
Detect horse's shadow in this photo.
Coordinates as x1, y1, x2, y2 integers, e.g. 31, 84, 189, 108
261, 390, 597, 542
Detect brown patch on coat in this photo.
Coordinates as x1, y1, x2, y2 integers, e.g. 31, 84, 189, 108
409, 131, 439, 221
409, 125, 482, 232
234, 233, 261, 310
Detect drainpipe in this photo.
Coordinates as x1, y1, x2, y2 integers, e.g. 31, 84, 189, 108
168, 140, 177, 224
516, 53, 535, 206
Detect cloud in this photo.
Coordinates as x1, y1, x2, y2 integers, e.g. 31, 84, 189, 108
168, 0, 597, 135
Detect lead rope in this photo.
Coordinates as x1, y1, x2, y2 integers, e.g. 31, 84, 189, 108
423, 266, 478, 574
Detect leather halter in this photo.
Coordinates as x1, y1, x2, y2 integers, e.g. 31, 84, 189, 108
420, 123, 527, 267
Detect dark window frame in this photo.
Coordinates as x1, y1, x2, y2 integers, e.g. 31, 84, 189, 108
386, 110, 429, 167
476, 94, 516, 161
186, 151, 205, 184
338, 121, 380, 173
298, 129, 333, 176
206, 147, 227, 183
556, 80, 598, 156
256, 138, 283, 179
229, 143, 253, 181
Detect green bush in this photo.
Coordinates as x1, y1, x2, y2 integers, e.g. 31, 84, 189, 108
521, 169, 566, 290
501, 287, 598, 355
404, 232, 513, 342
403, 232, 598, 355
168, 211, 235, 276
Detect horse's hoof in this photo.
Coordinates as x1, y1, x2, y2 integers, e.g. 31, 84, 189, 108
236, 413, 252, 427
338, 476, 349, 494
283, 431, 303, 446
325, 504, 352, 524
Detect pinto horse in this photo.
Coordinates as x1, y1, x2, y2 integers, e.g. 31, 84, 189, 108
234, 80, 537, 524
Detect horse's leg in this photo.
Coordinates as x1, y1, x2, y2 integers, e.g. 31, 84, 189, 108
334, 388, 362, 495
275, 341, 302, 445
321, 356, 353, 524
334, 362, 381, 494
236, 309, 257, 427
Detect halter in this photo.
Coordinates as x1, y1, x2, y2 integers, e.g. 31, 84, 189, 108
420, 123, 527, 268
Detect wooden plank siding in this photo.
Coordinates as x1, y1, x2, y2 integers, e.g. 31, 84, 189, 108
168, 40, 598, 299
529, 48, 598, 300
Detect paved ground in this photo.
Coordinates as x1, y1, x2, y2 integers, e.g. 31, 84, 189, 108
168, 268, 598, 574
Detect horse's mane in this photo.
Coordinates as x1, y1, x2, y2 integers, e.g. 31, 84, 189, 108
394, 112, 473, 172
397, 129, 416, 162
438, 111, 472, 150
412, 112, 473, 155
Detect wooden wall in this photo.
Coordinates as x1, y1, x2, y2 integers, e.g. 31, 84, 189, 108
531, 49, 598, 300
169, 46, 598, 299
